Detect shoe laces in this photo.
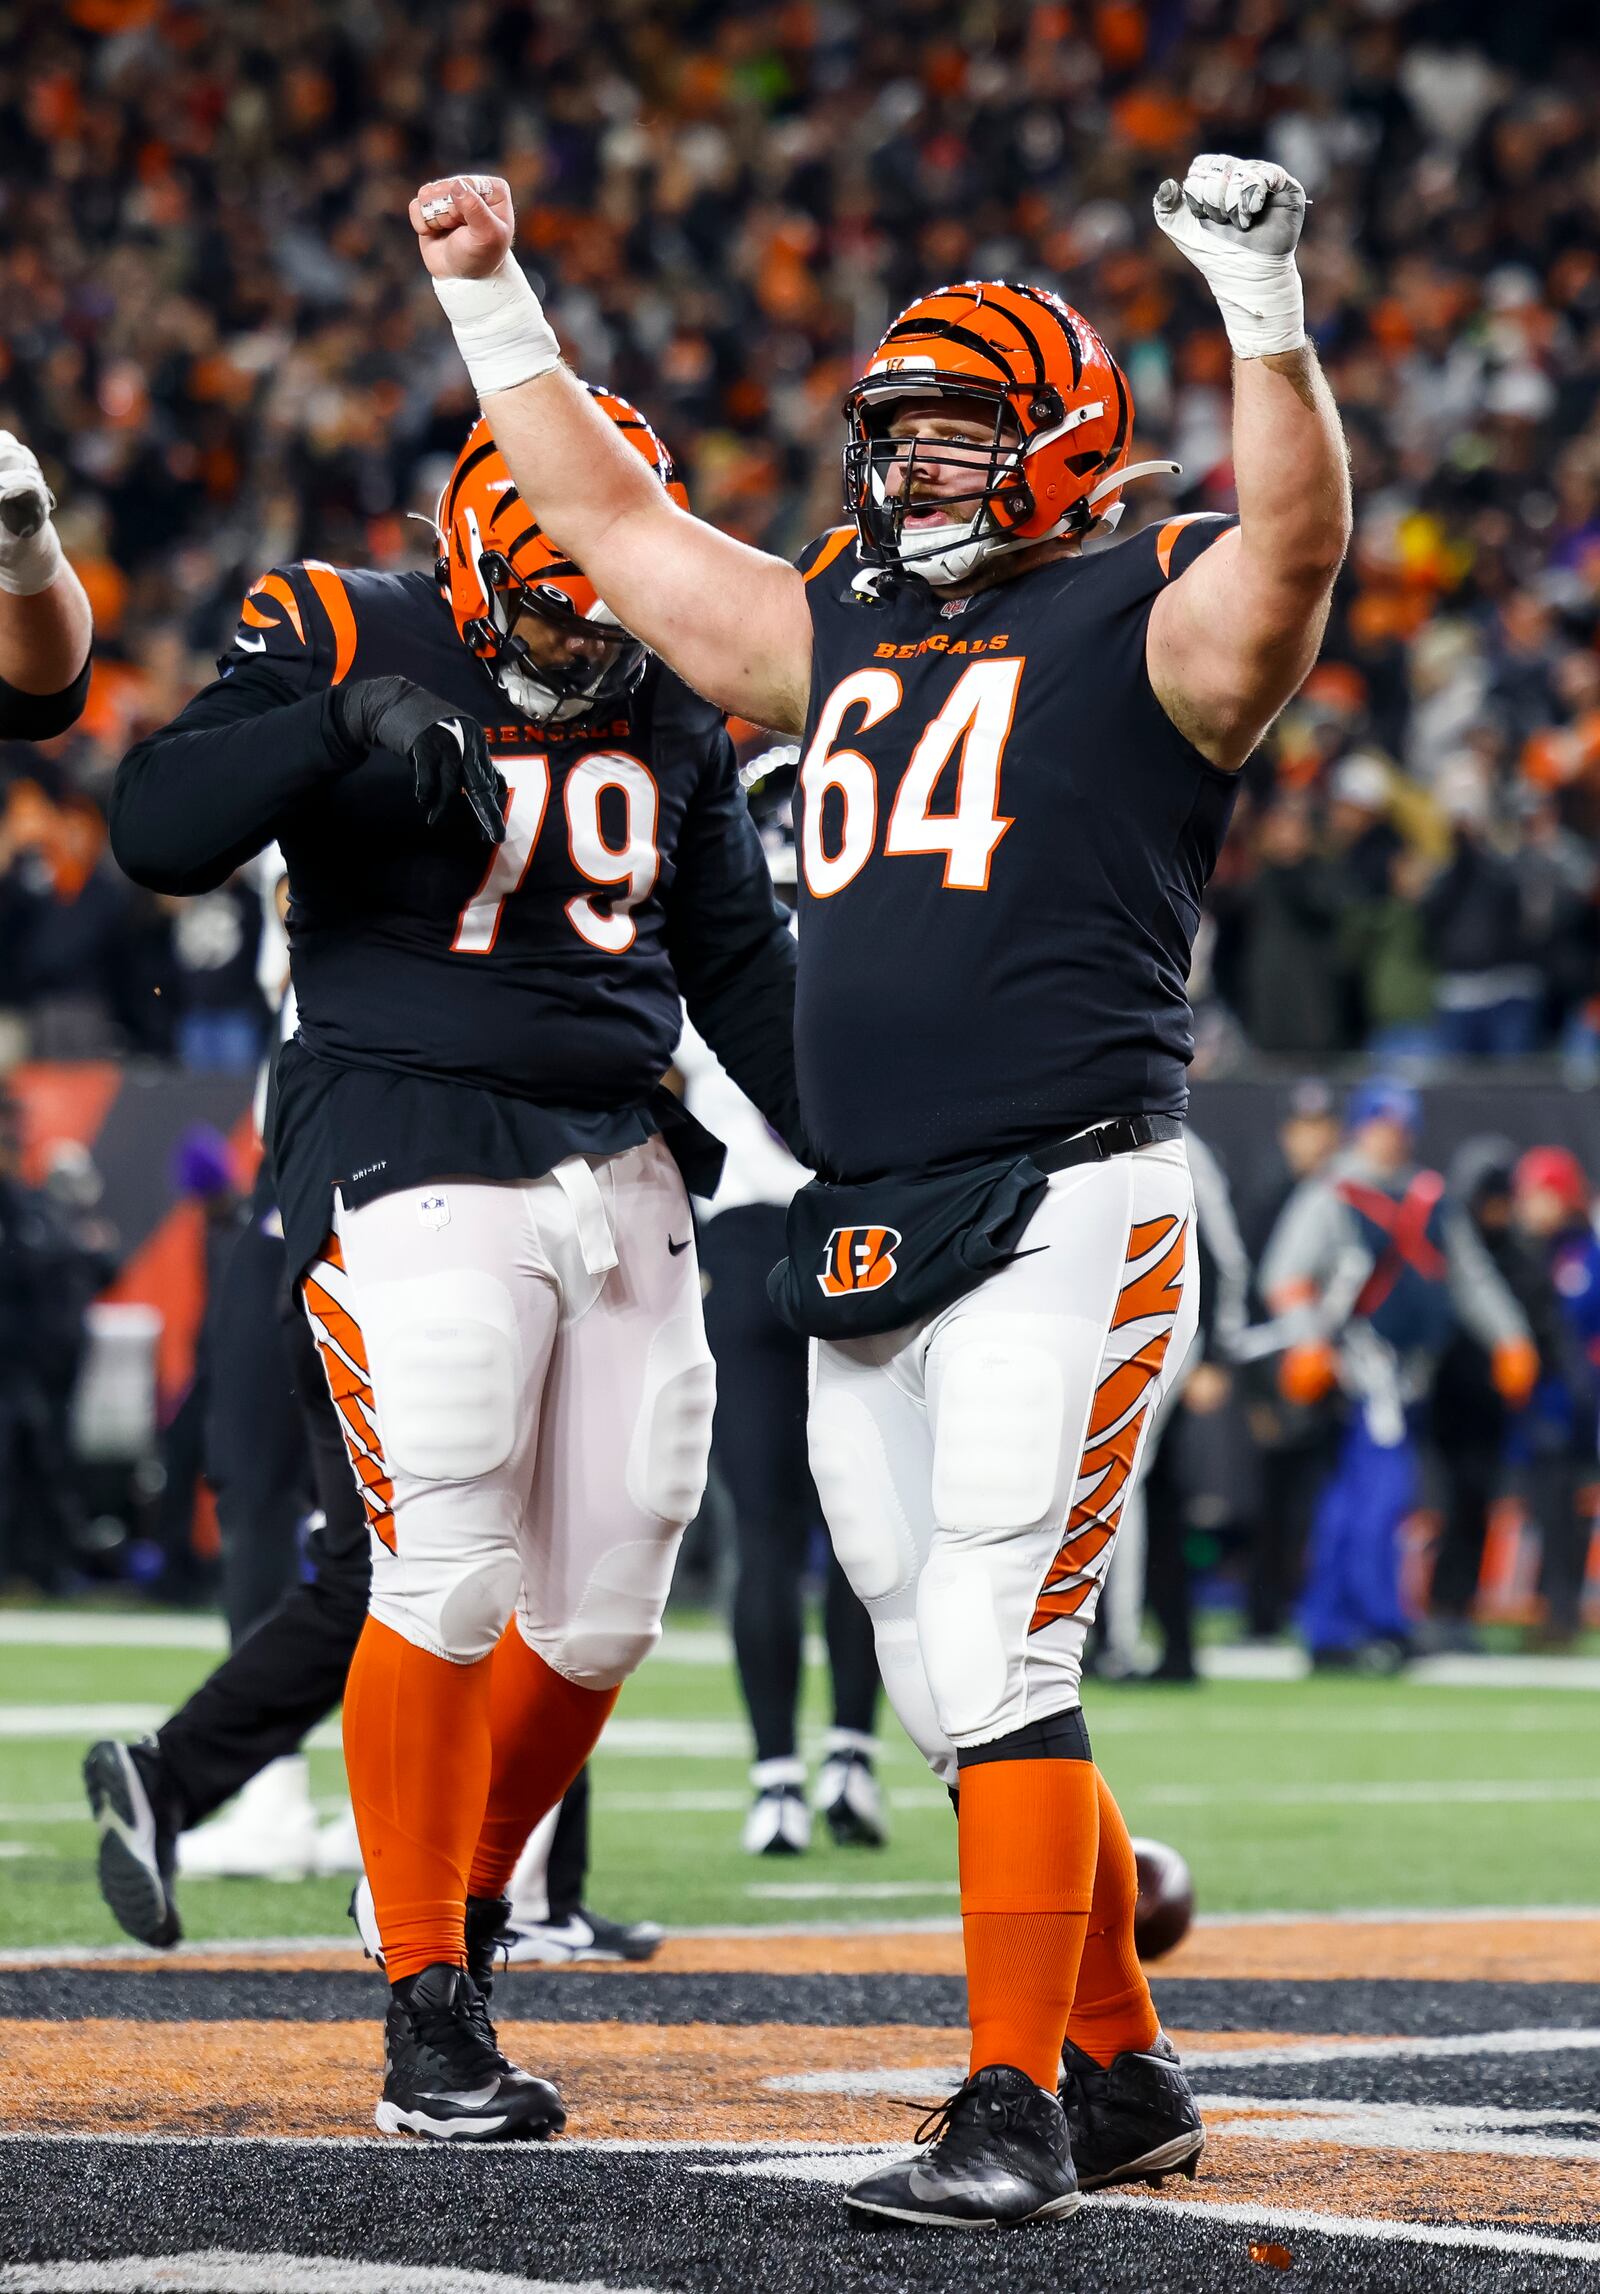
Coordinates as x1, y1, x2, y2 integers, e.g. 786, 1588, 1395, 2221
405, 1980, 503, 2086
910, 2072, 1025, 2151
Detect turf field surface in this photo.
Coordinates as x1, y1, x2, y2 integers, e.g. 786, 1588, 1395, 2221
2, 1608, 1599, 1950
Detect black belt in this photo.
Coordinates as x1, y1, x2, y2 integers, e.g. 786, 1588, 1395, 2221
1033, 1113, 1184, 1175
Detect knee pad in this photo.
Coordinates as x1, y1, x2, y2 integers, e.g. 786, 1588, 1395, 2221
871, 1611, 958, 1787
807, 1386, 921, 1603
363, 1270, 518, 1484
370, 1546, 522, 1664
917, 1543, 1015, 1743
537, 1530, 684, 1688
626, 1317, 716, 1524
931, 1324, 1066, 1532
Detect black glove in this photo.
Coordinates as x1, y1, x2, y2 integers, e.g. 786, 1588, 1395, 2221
332, 676, 506, 844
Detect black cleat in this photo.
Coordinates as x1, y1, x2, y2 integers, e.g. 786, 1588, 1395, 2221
1058, 2030, 1204, 2189
375, 1962, 566, 2143
846, 2065, 1080, 2229
84, 1739, 182, 1949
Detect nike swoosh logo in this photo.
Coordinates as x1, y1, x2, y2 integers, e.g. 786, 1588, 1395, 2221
907, 2166, 1017, 2203
668, 1236, 691, 1256
234, 633, 268, 653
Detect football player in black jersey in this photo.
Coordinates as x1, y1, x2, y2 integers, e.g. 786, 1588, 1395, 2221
0, 429, 93, 741
414, 152, 1349, 2222
109, 396, 804, 2144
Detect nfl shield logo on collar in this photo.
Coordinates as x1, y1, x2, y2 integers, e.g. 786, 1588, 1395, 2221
419, 1192, 450, 1231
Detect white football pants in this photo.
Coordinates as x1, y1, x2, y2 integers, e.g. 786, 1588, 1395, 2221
302, 1136, 715, 1685
808, 1138, 1198, 1783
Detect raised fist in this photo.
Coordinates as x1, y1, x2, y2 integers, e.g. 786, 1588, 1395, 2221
0, 432, 54, 544
1155, 154, 1307, 263
1152, 154, 1308, 359
410, 175, 516, 281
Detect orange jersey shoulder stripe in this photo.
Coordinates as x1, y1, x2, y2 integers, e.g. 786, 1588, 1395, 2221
302, 560, 358, 685
1156, 514, 1216, 581
804, 528, 855, 585
242, 572, 306, 643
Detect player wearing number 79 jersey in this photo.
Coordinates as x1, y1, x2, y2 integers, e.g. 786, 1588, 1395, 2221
109, 396, 804, 2142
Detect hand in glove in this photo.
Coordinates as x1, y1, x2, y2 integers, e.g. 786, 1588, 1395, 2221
0, 431, 65, 597
1153, 154, 1308, 360
332, 676, 506, 844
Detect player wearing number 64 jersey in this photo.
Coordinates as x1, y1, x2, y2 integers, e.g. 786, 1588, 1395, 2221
415, 152, 1351, 2219
110, 396, 804, 2141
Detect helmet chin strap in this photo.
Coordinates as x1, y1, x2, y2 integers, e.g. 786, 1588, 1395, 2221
496, 657, 590, 723
903, 457, 1185, 586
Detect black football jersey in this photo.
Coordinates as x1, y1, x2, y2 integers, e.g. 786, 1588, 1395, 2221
792, 517, 1241, 1179
111, 562, 799, 1273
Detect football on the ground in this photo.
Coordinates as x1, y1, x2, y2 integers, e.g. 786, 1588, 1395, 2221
1131, 1835, 1194, 1960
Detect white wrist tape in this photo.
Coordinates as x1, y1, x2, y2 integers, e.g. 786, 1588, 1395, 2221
0, 514, 64, 599
432, 256, 561, 397
1154, 159, 1308, 360
1157, 207, 1305, 358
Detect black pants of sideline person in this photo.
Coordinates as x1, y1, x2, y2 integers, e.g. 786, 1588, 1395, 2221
699, 1202, 880, 1766
156, 1244, 368, 1830
204, 1215, 311, 1648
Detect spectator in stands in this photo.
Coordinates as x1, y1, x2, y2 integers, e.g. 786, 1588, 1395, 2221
0, 1088, 104, 1591
1420, 762, 1544, 1056
1427, 1139, 1567, 1650
1231, 795, 1350, 1057
1511, 1147, 1600, 1650
3, 0, 1600, 1065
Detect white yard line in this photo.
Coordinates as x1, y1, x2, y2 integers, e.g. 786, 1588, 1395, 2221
746, 1880, 961, 1902
5, 1606, 1599, 1686
1184, 2027, 1600, 2068
1095, 2192, 1600, 2268
6, 2132, 1598, 2266
0, 2256, 651, 2294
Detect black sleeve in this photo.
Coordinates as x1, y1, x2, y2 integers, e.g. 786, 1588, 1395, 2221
0, 655, 91, 741
665, 722, 807, 1161
109, 658, 361, 896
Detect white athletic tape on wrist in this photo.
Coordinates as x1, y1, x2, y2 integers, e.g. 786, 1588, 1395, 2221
1154, 185, 1306, 360
433, 256, 561, 397
0, 514, 64, 598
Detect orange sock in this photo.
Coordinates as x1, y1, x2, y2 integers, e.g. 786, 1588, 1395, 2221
1064, 1770, 1161, 2066
958, 1757, 1100, 2090
467, 1625, 619, 1899
342, 1616, 494, 1986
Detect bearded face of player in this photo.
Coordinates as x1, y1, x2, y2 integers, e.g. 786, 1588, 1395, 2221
867, 399, 1028, 586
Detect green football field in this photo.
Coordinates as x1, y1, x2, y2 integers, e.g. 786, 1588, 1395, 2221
2, 1610, 1597, 1951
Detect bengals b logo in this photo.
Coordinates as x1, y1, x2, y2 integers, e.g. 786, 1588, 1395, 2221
818, 1226, 902, 1297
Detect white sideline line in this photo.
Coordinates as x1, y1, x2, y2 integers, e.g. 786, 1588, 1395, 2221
0, 2259, 649, 2294
6, 2130, 1600, 2265
747, 1880, 961, 1902
1097, 2192, 1600, 2267
686, 2152, 1600, 2261
1184, 2027, 1600, 2068
1136, 1777, 1600, 1808
0, 1613, 229, 1649
5, 1602, 1600, 1685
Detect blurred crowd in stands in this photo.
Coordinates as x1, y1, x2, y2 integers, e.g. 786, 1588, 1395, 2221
2, 0, 1600, 1069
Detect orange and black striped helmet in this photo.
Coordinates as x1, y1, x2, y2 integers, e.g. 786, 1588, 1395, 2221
435, 390, 687, 722
842, 281, 1167, 586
